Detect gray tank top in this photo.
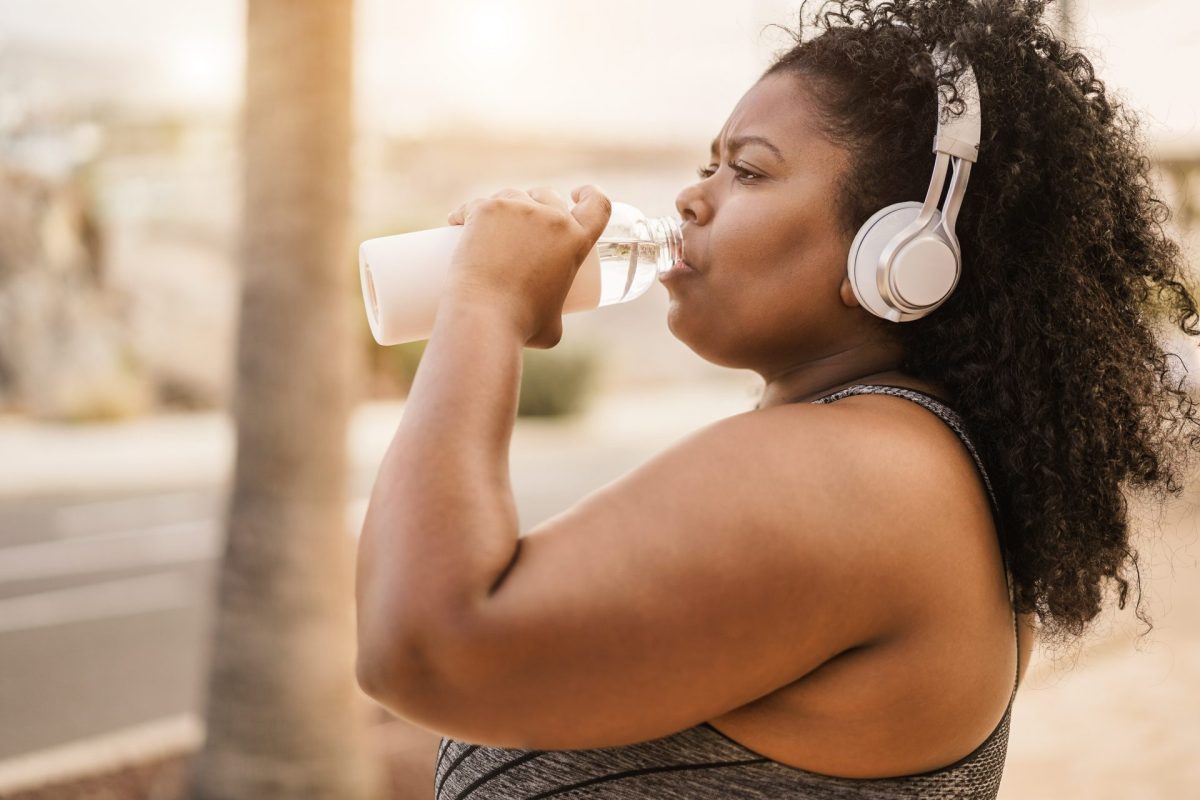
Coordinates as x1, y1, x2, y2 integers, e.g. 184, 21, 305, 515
435, 384, 1019, 799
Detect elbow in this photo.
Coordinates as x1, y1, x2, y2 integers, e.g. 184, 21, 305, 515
354, 597, 487, 713
355, 635, 443, 712
354, 616, 407, 704
354, 593, 432, 705
355, 648, 389, 703
354, 630, 412, 705
354, 610, 387, 700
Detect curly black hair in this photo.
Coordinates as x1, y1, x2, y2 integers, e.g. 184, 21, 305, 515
761, 0, 1200, 653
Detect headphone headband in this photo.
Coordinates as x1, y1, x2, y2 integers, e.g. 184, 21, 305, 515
845, 41, 982, 323
931, 44, 982, 163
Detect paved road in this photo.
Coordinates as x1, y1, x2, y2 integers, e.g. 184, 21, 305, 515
0, 486, 222, 759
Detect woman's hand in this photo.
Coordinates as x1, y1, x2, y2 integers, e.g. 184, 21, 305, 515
445, 185, 611, 349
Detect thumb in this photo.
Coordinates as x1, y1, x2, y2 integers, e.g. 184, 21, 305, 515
569, 185, 612, 246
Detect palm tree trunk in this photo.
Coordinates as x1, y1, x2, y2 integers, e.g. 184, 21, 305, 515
187, 1, 382, 798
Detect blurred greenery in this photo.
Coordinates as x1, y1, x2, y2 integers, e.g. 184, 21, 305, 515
363, 330, 602, 418
517, 341, 602, 417
375, 338, 428, 395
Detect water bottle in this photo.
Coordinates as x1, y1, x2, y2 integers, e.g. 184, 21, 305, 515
359, 200, 684, 346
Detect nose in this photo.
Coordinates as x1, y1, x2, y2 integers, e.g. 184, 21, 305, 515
675, 180, 712, 226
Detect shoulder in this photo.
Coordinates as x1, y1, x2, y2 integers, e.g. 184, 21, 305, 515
730, 393, 980, 506
715, 396, 996, 572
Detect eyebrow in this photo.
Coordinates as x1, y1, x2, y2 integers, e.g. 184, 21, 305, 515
709, 134, 785, 162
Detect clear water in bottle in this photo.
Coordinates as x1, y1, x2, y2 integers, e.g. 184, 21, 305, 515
590, 205, 683, 307
594, 239, 666, 306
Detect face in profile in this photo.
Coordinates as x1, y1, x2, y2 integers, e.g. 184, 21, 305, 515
670, 71, 868, 377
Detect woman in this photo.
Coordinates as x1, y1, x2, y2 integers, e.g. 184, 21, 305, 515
355, 1, 1199, 797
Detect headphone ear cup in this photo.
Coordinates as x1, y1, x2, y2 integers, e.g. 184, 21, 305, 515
847, 202, 923, 321
890, 229, 959, 311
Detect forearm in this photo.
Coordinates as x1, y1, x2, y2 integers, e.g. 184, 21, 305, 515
355, 295, 525, 674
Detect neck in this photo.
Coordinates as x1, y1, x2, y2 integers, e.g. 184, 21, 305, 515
755, 340, 906, 409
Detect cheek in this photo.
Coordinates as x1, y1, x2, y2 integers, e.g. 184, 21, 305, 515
704, 228, 822, 321
742, 274, 811, 335
747, 217, 849, 309
672, 203, 846, 337
709, 214, 783, 271
733, 248, 849, 347
709, 196, 837, 281
712, 271, 810, 343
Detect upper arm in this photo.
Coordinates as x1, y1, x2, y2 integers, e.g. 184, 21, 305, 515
375, 401, 976, 750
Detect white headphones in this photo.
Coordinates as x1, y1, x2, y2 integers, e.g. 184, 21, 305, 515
846, 43, 982, 323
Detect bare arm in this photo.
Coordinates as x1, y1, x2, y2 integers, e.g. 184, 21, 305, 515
354, 185, 612, 700
354, 296, 526, 691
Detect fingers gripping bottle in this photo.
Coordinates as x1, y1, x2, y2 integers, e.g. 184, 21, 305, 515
359, 200, 683, 346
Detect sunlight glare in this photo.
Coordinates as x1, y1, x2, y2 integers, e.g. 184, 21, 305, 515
162, 39, 240, 106
460, 0, 529, 62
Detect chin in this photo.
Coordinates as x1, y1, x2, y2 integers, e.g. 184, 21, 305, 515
664, 302, 696, 349
665, 306, 747, 370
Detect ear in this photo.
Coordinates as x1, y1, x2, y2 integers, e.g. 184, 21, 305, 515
839, 274, 861, 309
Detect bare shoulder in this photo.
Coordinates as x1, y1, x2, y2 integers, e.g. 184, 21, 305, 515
751, 391, 1002, 594
745, 392, 990, 527
663, 395, 1000, 610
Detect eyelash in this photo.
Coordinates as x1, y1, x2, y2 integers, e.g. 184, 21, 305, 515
696, 162, 762, 182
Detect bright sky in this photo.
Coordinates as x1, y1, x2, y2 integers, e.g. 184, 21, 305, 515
0, 0, 1196, 147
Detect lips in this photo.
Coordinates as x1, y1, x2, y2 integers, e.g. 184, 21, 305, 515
659, 259, 697, 281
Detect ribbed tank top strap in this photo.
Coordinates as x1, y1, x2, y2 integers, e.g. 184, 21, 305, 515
809, 383, 1020, 699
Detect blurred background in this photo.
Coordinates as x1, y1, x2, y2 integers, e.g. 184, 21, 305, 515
0, 0, 1196, 798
